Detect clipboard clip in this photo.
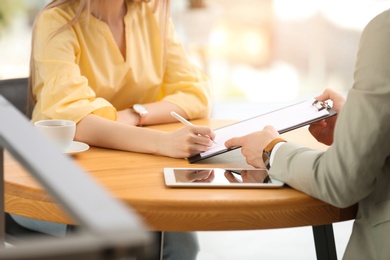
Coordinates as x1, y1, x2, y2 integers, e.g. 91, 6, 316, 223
312, 100, 331, 111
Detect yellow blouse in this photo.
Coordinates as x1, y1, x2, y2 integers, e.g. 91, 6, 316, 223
32, 2, 211, 123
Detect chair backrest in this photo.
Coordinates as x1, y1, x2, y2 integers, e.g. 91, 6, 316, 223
0, 77, 33, 119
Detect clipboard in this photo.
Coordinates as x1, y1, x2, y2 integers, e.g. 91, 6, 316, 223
188, 98, 336, 163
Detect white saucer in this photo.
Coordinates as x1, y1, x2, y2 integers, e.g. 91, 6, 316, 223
65, 141, 89, 155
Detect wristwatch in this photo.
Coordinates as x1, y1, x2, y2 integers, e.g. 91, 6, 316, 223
262, 138, 286, 170
132, 104, 148, 126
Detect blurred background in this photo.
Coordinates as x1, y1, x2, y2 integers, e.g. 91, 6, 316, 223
2, 1, 390, 259
1, 0, 390, 118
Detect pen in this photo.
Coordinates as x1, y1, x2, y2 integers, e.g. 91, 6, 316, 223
170, 111, 217, 144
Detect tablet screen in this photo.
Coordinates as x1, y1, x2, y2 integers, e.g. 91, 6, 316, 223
163, 168, 284, 188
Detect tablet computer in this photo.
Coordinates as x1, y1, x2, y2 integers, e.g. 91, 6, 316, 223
163, 168, 284, 188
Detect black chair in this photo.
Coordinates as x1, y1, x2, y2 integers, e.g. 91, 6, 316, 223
0, 77, 33, 119
0, 77, 73, 241
0, 77, 41, 240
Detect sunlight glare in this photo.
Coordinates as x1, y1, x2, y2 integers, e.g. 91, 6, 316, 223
231, 62, 299, 103
321, 0, 390, 30
210, 26, 228, 48
273, 0, 318, 20
241, 30, 266, 58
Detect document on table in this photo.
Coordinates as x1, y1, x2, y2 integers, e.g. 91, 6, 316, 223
188, 98, 336, 163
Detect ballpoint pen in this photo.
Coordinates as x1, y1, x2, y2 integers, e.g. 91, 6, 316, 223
170, 111, 217, 144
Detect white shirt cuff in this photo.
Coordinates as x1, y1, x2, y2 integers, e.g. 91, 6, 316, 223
269, 142, 286, 167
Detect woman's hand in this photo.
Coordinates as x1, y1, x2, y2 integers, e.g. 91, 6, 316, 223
159, 125, 216, 158
309, 88, 345, 145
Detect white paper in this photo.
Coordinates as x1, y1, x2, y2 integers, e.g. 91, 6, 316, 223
201, 99, 329, 157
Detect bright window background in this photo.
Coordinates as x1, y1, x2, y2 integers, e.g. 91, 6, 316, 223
1, 0, 390, 118
0, 0, 51, 77
171, 0, 390, 118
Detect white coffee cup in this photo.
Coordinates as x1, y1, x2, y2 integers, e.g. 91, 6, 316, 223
34, 119, 76, 151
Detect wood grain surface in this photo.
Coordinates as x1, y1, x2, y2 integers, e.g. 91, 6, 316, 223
4, 119, 357, 231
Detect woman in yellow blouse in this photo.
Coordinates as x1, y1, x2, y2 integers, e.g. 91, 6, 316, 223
29, 0, 215, 158
15, 0, 214, 259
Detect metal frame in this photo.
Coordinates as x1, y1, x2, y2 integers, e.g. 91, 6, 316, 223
0, 95, 152, 259
313, 224, 337, 260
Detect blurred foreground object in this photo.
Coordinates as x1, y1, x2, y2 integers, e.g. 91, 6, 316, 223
0, 95, 153, 260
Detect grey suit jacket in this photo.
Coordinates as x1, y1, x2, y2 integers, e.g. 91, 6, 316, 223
270, 9, 390, 260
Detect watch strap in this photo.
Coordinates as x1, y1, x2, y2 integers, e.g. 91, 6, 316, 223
262, 138, 286, 170
137, 112, 147, 126
132, 104, 148, 126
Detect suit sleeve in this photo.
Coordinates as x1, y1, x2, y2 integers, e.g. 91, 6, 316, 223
269, 11, 390, 208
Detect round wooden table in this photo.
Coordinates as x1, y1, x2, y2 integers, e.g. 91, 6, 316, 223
4, 119, 356, 231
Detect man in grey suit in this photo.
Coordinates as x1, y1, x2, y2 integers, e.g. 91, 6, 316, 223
225, 9, 390, 260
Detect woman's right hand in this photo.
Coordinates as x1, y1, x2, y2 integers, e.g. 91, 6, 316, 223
159, 125, 216, 158
309, 88, 346, 145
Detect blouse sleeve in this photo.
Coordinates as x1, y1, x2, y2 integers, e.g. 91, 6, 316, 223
160, 19, 212, 119
32, 9, 116, 123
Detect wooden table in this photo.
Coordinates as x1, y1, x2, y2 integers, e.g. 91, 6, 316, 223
4, 119, 357, 259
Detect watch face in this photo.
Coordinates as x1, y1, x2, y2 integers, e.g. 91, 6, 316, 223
133, 104, 148, 115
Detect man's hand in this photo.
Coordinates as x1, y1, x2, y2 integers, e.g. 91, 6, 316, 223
225, 126, 280, 168
309, 88, 345, 145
